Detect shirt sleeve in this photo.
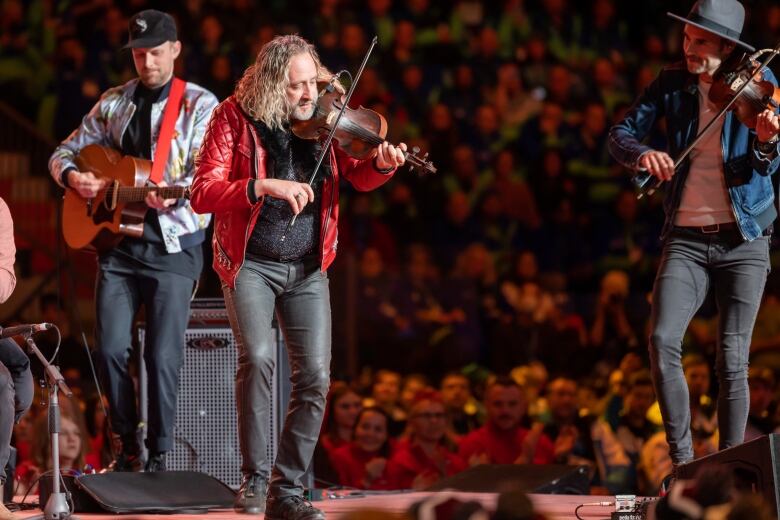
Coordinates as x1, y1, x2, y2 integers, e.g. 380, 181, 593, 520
0, 198, 16, 303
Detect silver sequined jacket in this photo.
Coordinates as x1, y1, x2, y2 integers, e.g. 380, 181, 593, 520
49, 78, 219, 253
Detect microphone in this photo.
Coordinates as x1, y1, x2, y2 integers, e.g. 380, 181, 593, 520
325, 70, 348, 93
0, 323, 54, 338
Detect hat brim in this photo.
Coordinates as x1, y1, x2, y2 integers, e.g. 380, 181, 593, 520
122, 36, 170, 50
667, 12, 755, 52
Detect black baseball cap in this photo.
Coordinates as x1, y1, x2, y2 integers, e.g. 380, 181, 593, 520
123, 9, 178, 49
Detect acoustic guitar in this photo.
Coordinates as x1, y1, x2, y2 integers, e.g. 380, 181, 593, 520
62, 144, 189, 252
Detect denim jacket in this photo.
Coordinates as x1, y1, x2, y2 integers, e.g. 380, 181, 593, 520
49, 78, 218, 253
608, 61, 780, 241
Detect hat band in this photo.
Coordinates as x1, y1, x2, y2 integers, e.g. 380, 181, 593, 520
686, 13, 742, 40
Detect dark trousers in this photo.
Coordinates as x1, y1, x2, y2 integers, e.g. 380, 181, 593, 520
650, 228, 770, 464
223, 256, 331, 499
95, 257, 194, 453
0, 338, 33, 482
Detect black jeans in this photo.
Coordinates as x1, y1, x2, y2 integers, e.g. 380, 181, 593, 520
95, 256, 194, 453
649, 228, 770, 464
0, 338, 33, 482
223, 256, 331, 498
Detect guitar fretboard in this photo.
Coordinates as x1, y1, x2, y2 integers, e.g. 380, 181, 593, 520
104, 186, 189, 203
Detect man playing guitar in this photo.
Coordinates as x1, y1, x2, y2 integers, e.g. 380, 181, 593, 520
48, 10, 217, 472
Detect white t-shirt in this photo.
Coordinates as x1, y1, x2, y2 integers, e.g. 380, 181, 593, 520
674, 79, 735, 226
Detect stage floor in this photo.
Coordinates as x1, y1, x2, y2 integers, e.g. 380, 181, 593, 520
12, 492, 618, 519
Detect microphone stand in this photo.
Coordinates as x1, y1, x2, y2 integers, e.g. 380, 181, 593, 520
280, 36, 379, 241
24, 329, 80, 520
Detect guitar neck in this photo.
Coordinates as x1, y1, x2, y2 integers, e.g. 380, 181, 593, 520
115, 186, 189, 203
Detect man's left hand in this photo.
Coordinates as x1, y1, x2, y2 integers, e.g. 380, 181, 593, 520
756, 109, 780, 143
146, 180, 177, 209
375, 141, 407, 170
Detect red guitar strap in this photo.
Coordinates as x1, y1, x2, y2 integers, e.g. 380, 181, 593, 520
149, 77, 186, 184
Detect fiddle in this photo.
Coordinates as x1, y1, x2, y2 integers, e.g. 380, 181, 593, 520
291, 87, 437, 175
709, 47, 780, 128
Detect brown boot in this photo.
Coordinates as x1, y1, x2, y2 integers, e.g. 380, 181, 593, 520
0, 502, 18, 520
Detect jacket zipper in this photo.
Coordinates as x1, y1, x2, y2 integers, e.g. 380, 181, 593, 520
721, 116, 748, 240
320, 146, 336, 263
230, 124, 261, 278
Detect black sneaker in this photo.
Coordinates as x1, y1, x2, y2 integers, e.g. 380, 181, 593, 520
234, 474, 267, 514
265, 495, 325, 520
144, 453, 167, 472
107, 451, 143, 472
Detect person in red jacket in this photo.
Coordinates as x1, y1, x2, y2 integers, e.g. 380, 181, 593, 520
332, 407, 395, 490
387, 390, 467, 489
458, 376, 555, 465
190, 34, 406, 519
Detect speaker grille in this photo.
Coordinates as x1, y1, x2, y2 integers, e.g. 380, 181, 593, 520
138, 325, 286, 489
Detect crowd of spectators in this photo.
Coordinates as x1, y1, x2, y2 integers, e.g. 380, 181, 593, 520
5, 0, 780, 503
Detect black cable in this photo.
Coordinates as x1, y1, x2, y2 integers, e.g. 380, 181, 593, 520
45, 326, 62, 364
574, 504, 586, 520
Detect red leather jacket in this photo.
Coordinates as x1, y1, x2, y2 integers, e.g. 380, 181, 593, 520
191, 97, 395, 288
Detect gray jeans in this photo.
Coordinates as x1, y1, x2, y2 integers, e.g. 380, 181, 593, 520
223, 255, 331, 498
650, 227, 770, 465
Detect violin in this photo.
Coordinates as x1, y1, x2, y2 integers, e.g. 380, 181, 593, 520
709, 48, 780, 128
291, 86, 437, 175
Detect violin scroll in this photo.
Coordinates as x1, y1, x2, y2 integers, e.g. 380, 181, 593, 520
709, 47, 780, 128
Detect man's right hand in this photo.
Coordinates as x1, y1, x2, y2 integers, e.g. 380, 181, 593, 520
254, 179, 314, 215
67, 170, 108, 198
639, 150, 675, 181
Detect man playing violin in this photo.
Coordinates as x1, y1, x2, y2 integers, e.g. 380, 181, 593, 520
190, 35, 405, 517
609, 0, 780, 484
48, 10, 218, 472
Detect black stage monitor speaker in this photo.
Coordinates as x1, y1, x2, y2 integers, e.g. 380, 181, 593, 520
138, 320, 291, 489
677, 433, 780, 517
72, 471, 235, 513
426, 464, 589, 495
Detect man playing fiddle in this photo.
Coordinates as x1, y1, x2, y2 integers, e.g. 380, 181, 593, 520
190, 35, 406, 518
609, 0, 780, 484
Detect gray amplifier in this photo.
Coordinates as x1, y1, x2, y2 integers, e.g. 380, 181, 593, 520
137, 323, 290, 489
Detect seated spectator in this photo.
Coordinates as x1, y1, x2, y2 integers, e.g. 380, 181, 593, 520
511, 362, 550, 422
614, 370, 659, 492
84, 394, 110, 471
16, 397, 90, 495
440, 372, 482, 436
364, 370, 407, 437
744, 366, 776, 442
589, 270, 640, 363
388, 390, 466, 489
639, 431, 673, 496
459, 376, 554, 465
321, 382, 363, 453
543, 377, 630, 493
400, 374, 429, 413
332, 407, 395, 490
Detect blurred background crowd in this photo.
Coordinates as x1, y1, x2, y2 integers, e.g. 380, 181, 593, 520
3, 0, 780, 503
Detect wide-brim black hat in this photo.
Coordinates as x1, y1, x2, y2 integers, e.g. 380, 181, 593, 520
668, 0, 755, 52
123, 9, 178, 50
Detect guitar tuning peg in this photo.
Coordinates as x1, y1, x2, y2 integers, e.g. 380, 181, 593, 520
412, 146, 420, 155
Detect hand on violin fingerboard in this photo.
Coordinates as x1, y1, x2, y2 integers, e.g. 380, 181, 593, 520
375, 142, 407, 170
756, 109, 780, 143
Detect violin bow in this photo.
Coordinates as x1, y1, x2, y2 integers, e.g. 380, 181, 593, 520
281, 36, 379, 242
633, 40, 780, 199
